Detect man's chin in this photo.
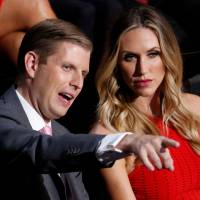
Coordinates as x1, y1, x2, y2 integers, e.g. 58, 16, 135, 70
50, 109, 68, 120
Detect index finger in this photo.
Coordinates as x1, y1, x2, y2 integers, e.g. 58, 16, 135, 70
161, 137, 180, 149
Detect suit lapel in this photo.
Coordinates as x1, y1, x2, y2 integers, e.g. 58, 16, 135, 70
2, 85, 32, 129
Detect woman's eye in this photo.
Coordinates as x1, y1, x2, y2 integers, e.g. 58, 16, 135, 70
123, 53, 137, 62
148, 51, 160, 58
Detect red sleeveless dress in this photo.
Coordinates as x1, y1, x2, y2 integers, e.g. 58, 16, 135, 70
128, 118, 200, 199
0, 0, 3, 8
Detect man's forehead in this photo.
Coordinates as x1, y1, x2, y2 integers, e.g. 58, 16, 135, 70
55, 40, 90, 51
48, 41, 90, 70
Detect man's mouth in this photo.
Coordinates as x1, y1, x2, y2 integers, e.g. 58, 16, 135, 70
59, 92, 74, 101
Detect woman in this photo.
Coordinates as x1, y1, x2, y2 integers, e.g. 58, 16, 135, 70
91, 6, 200, 199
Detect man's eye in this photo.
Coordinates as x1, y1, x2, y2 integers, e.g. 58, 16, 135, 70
82, 72, 88, 79
62, 65, 72, 71
123, 53, 137, 62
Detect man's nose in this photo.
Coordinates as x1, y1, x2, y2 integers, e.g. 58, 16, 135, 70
70, 72, 84, 90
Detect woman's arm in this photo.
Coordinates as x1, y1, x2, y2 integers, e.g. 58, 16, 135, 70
91, 122, 136, 200
0, 31, 25, 64
101, 159, 136, 200
0, 0, 57, 65
0, 0, 57, 37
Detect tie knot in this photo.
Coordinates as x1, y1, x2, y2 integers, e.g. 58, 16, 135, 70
39, 125, 52, 136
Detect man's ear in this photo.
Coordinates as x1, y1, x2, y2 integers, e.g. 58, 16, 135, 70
24, 51, 39, 78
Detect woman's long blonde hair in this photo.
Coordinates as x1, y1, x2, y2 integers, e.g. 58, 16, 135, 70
96, 6, 200, 154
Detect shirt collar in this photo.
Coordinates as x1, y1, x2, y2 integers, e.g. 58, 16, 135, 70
16, 89, 51, 131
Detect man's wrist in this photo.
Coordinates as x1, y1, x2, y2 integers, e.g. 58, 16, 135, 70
116, 133, 137, 154
96, 132, 133, 165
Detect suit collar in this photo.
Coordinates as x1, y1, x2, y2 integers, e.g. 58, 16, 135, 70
1, 85, 32, 129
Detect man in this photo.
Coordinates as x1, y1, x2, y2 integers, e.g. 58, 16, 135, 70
0, 19, 179, 200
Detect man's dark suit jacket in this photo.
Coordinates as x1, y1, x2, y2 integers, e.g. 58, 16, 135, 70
0, 86, 104, 200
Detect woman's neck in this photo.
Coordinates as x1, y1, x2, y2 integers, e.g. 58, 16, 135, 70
133, 95, 161, 117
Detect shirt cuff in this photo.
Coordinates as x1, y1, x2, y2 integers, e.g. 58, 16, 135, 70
96, 132, 131, 165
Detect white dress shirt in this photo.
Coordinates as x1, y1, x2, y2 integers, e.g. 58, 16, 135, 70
16, 90, 50, 131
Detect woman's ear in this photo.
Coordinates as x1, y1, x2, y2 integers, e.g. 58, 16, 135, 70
24, 51, 39, 78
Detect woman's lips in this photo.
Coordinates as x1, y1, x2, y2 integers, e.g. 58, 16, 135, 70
133, 79, 152, 87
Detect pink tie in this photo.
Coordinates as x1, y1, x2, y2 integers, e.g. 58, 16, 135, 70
39, 125, 52, 136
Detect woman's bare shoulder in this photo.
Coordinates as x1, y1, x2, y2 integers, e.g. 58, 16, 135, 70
181, 92, 200, 115
90, 121, 112, 135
